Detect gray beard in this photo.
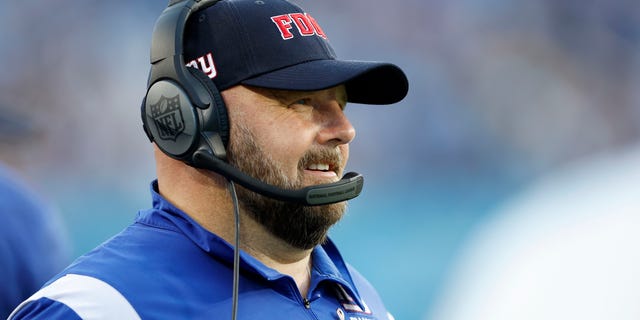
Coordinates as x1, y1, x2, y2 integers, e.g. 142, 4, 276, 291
226, 123, 346, 250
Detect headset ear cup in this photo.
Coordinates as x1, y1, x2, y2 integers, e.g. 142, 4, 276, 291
143, 79, 200, 160
187, 67, 230, 147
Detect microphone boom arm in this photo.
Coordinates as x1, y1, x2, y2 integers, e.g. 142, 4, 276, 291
192, 148, 364, 206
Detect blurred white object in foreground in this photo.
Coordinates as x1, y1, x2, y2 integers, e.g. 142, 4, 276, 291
428, 145, 640, 320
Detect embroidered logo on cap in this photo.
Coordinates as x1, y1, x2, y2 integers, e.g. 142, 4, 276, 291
271, 12, 327, 40
186, 52, 218, 79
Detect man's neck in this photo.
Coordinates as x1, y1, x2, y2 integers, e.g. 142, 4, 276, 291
238, 213, 314, 297
156, 161, 315, 297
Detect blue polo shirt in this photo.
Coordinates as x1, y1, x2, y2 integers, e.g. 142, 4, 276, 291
10, 181, 391, 320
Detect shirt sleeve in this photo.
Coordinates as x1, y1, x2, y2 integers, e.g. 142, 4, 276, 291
8, 274, 141, 320
9, 297, 82, 320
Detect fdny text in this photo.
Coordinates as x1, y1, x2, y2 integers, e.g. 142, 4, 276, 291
271, 13, 327, 40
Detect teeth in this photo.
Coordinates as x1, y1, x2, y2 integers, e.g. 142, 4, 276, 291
308, 163, 330, 171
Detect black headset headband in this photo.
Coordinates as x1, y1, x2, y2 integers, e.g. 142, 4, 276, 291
148, 0, 221, 110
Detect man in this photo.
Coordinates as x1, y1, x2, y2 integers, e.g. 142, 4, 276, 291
0, 110, 70, 319
0, 163, 69, 319
9, 0, 408, 319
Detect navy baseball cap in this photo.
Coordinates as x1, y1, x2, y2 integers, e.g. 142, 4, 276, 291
183, 0, 408, 105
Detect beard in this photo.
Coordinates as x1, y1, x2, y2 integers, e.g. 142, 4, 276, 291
226, 123, 347, 250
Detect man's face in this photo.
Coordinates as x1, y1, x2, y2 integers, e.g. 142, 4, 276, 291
224, 84, 355, 250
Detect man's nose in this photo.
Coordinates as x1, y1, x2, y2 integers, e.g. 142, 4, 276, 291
316, 101, 356, 147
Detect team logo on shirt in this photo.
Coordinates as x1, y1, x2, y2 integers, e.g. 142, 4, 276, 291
149, 94, 185, 141
334, 284, 374, 319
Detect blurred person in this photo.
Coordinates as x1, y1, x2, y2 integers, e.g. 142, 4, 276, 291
0, 114, 70, 319
9, 0, 408, 319
427, 146, 640, 320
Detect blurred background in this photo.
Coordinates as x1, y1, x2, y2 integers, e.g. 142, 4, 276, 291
2, 0, 640, 319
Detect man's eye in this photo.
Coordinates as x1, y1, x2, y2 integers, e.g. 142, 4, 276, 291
289, 99, 312, 108
293, 99, 310, 105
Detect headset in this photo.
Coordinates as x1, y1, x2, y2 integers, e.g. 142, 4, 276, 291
141, 0, 364, 206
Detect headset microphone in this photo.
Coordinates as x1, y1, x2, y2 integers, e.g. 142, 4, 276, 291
192, 147, 364, 206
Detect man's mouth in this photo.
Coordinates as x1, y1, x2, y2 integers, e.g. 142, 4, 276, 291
304, 163, 339, 180
307, 163, 330, 171
300, 149, 343, 181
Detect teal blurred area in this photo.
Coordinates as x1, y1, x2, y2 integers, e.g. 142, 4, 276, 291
2, 1, 640, 319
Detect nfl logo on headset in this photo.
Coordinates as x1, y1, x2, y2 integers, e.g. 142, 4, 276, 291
150, 95, 185, 141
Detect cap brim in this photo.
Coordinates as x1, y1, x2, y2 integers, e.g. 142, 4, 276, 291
241, 60, 408, 105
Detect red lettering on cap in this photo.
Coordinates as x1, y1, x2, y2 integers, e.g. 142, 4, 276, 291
271, 13, 328, 40
271, 15, 294, 39
306, 13, 327, 39
289, 13, 314, 36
